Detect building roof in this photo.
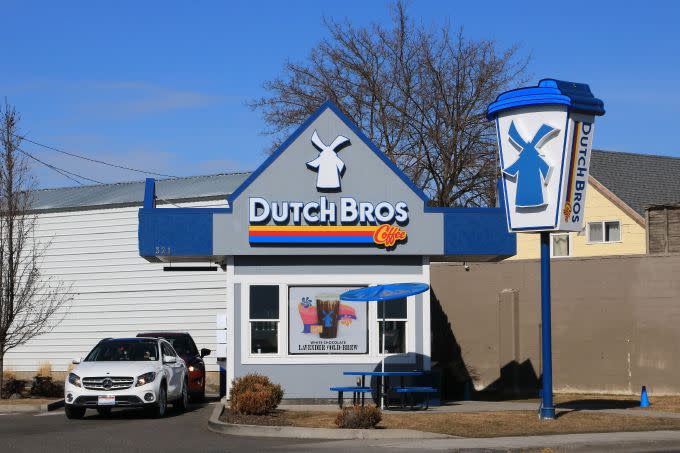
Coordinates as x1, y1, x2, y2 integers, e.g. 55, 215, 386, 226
31, 172, 250, 211
590, 150, 680, 216
31, 149, 680, 214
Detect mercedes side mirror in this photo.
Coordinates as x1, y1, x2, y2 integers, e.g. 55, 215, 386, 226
72, 358, 81, 364
200, 348, 211, 358
163, 355, 177, 364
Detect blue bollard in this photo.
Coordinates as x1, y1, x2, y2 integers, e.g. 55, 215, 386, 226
640, 386, 650, 408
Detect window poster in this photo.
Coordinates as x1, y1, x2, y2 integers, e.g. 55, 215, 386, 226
289, 286, 368, 354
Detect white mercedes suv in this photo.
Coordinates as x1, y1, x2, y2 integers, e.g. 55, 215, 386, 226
64, 337, 188, 419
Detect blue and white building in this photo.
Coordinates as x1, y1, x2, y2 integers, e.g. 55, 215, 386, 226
137, 102, 515, 398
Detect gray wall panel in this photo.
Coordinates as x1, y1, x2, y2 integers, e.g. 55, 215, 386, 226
214, 108, 444, 256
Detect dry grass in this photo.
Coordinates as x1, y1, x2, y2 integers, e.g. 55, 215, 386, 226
281, 410, 680, 438
480, 393, 680, 413
635, 396, 680, 413
2, 368, 17, 381
35, 362, 53, 378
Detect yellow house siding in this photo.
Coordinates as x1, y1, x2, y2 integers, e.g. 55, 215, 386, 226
510, 184, 647, 260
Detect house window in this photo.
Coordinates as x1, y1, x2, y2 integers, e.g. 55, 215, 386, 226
588, 221, 621, 243
249, 285, 279, 354
378, 297, 407, 354
551, 233, 571, 257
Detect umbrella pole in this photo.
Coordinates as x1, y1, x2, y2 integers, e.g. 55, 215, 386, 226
381, 310, 385, 409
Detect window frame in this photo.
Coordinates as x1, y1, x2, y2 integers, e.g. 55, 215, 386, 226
248, 285, 281, 355
550, 232, 572, 258
587, 220, 622, 244
377, 298, 408, 355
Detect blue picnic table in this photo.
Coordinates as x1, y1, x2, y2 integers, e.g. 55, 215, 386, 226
331, 370, 437, 409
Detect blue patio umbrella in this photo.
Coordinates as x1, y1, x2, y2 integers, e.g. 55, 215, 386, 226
340, 283, 430, 407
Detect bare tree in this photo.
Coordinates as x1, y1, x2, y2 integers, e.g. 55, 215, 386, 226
251, 2, 528, 207
0, 102, 71, 391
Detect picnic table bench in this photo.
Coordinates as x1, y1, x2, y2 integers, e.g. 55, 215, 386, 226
329, 386, 371, 408
392, 386, 438, 409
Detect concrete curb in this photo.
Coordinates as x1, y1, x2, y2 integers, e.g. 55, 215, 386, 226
0, 399, 64, 413
207, 403, 453, 440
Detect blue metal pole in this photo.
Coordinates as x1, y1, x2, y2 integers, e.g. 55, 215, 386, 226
540, 232, 556, 419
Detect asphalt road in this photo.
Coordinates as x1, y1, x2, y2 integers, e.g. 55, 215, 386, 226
0, 403, 347, 453
4, 402, 680, 453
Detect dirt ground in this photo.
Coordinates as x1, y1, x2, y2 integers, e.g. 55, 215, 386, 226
282, 409, 680, 438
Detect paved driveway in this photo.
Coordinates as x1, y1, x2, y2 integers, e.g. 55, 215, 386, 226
0, 403, 340, 453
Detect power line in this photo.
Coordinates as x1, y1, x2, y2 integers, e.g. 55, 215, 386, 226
20, 147, 184, 206
18, 147, 105, 186
16, 134, 179, 178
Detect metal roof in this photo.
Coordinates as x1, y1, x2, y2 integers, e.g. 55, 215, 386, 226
30, 149, 680, 215
590, 150, 680, 216
31, 172, 251, 211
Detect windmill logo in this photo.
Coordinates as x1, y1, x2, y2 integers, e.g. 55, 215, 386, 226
502, 121, 560, 208
306, 130, 351, 190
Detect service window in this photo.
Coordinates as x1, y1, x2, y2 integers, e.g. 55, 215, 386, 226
249, 285, 280, 354
378, 297, 407, 354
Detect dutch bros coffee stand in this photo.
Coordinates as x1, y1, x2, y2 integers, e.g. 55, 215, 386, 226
138, 101, 515, 401
487, 79, 605, 418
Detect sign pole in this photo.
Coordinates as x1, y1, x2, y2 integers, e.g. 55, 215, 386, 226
540, 232, 556, 419
487, 79, 604, 421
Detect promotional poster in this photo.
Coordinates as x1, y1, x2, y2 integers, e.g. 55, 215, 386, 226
288, 286, 368, 354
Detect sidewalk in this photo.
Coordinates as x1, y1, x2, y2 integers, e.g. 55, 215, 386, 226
300, 430, 680, 451
0, 399, 64, 413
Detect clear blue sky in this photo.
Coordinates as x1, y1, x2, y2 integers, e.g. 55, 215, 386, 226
2, 1, 678, 188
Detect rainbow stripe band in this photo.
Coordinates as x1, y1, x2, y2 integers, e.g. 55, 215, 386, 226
249, 225, 379, 244
563, 121, 582, 221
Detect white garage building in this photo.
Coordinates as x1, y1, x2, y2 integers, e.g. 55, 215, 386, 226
5, 172, 249, 388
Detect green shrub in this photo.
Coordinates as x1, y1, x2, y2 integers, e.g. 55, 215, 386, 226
334, 404, 382, 429
230, 373, 284, 415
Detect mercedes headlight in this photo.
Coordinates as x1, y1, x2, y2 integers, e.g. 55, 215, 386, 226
68, 373, 82, 387
136, 372, 157, 387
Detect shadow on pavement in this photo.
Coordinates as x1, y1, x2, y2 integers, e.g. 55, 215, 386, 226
556, 398, 640, 411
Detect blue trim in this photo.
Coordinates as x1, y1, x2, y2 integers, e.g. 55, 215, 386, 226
249, 236, 375, 244
487, 79, 605, 120
443, 208, 516, 256
138, 208, 213, 257
226, 100, 431, 210
144, 178, 156, 209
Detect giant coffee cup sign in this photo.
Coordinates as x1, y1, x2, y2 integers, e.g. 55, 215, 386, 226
487, 79, 605, 233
